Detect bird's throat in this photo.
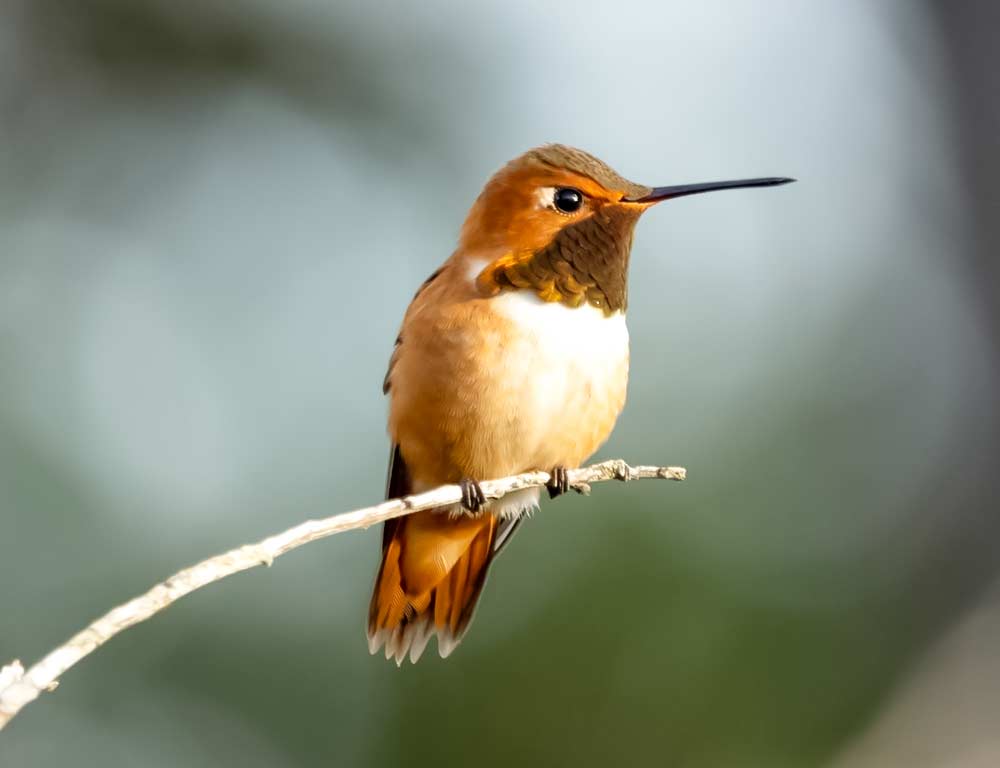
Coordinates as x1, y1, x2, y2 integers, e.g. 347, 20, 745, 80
476, 206, 639, 315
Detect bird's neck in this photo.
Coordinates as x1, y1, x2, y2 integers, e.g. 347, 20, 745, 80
474, 206, 639, 316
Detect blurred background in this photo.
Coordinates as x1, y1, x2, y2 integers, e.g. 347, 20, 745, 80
2, 1, 998, 766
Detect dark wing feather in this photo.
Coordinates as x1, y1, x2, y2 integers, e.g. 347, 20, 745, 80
383, 336, 401, 394
492, 516, 523, 555
385, 443, 411, 500
381, 267, 446, 547
382, 443, 412, 552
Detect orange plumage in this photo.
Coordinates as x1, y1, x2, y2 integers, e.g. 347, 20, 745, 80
367, 145, 793, 664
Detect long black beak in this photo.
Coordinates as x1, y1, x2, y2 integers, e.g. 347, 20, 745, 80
626, 176, 795, 203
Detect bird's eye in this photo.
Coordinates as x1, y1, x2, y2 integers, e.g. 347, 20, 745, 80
553, 187, 583, 214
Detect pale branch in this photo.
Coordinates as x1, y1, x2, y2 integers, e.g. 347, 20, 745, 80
0, 458, 685, 731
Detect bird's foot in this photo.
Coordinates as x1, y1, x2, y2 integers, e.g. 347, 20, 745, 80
459, 478, 486, 513
547, 466, 570, 499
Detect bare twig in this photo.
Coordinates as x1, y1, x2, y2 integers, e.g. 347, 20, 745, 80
0, 459, 684, 731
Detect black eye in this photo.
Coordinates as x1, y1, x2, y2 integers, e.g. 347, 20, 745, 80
553, 187, 583, 213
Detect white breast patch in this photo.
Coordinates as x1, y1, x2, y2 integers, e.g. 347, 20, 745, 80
489, 290, 629, 469
491, 290, 629, 367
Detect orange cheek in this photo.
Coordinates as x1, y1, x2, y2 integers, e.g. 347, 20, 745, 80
508, 206, 591, 253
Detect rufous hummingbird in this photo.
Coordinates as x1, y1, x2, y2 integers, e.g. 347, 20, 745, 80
368, 144, 793, 664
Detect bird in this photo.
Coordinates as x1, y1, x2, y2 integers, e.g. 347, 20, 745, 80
368, 144, 793, 664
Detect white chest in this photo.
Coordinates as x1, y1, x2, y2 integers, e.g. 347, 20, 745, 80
490, 290, 629, 371
488, 290, 630, 459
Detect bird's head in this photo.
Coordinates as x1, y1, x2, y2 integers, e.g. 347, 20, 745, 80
460, 144, 792, 314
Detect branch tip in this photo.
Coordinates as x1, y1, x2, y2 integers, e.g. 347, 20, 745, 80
0, 661, 24, 691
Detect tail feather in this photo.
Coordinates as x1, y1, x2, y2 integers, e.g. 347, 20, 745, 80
368, 508, 498, 665
371, 445, 520, 664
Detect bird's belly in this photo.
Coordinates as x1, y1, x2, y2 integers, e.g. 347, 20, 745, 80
485, 291, 630, 472
389, 291, 629, 497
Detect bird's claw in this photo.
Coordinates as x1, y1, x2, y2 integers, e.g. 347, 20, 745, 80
547, 466, 570, 499
460, 478, 486, 513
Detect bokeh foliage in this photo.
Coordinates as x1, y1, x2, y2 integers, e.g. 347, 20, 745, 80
2, 1, 998, 766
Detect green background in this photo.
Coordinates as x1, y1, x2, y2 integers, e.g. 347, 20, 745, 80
2, 1, 998, 766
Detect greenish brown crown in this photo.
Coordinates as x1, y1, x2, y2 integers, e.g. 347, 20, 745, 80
527, 144, 651, 201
